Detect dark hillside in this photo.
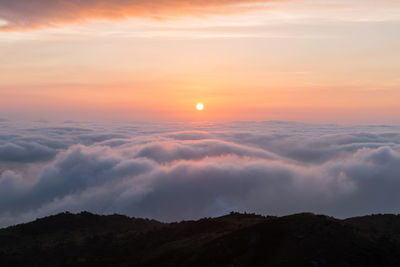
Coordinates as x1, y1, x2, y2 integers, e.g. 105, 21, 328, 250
1, 212, 400, 266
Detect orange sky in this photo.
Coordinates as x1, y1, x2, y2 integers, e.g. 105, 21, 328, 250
0, 0, 399, 123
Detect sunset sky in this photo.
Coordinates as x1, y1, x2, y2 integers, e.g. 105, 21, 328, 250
1, 0, 399, 123
1, 0, 400, 227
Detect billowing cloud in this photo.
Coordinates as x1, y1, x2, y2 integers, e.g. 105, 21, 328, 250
1, 120, 400, 227
0, 0, 275, 31
0, 136, 61, 163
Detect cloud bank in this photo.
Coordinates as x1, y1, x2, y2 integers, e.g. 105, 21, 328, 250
0, 0, 275, 31
1, 120, 400, 227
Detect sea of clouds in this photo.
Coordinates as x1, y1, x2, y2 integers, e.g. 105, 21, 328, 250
1, 119, 400, 227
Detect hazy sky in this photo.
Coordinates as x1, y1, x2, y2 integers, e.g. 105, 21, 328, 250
1, 1, 400, 225
1, 0, 399, 123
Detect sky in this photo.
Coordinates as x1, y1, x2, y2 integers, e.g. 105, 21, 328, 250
0, 0, 400, 227
0, 1, 400, 226
2, 120, 400, 227
0, 0, 399, 123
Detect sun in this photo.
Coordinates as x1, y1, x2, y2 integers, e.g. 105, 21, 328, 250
196, 103, 204, 111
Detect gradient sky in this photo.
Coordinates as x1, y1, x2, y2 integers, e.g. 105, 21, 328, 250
1, 0, 399, 123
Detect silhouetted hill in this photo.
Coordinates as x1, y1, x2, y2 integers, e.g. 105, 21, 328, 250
1, 212, 400, 266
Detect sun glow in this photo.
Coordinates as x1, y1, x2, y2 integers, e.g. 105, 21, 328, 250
196, 103, 204, 111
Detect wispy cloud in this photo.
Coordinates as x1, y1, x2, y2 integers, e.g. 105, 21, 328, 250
0, 0, 280, 31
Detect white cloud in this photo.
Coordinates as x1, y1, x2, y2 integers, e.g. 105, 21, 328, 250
1, 120, 400, 226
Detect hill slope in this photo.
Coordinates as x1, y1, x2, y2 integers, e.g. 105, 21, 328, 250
1, 212, 400, 266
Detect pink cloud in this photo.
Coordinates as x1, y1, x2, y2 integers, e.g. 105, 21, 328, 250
0, 0, 278, 31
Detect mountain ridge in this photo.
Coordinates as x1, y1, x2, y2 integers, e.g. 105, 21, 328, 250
2, 211, 400, 266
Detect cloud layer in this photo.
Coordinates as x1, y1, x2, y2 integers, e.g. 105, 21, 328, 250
1, 120, 400, 227
0, 0, 274, 31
